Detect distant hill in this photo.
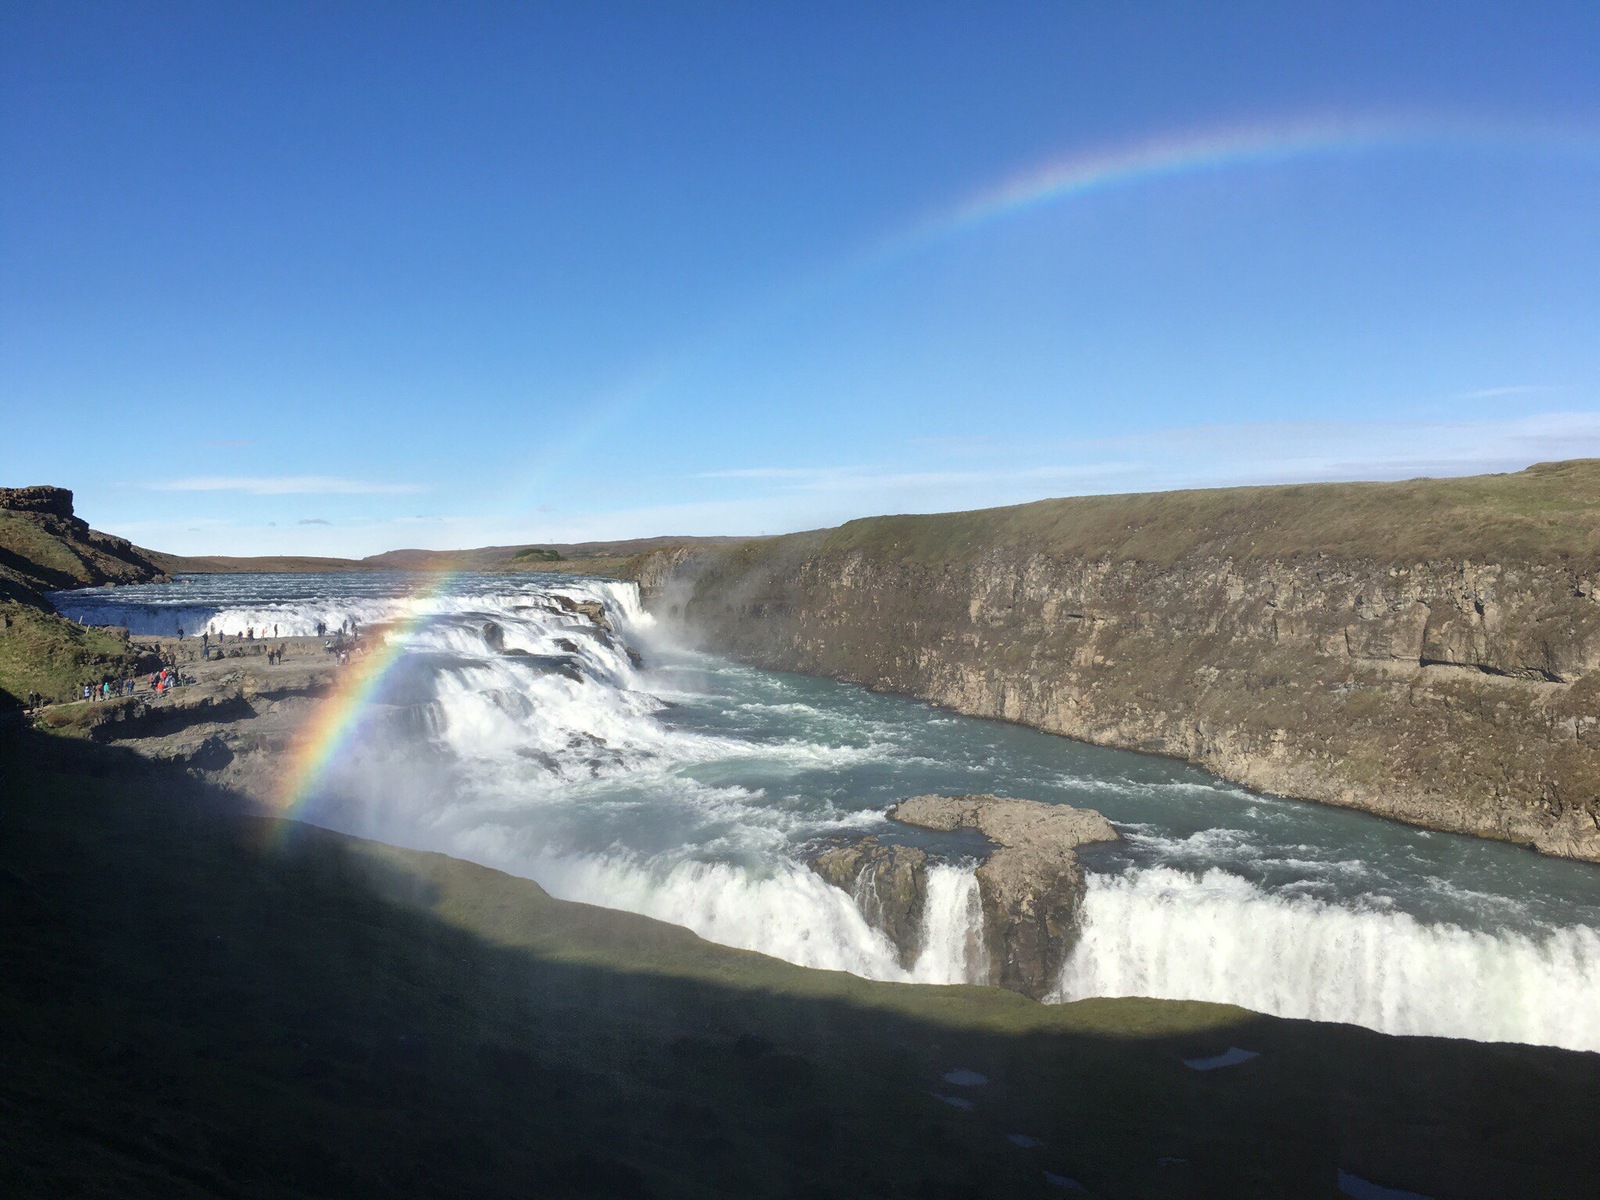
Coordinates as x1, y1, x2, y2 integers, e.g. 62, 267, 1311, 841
149, 535, 752, 576
0, 486, 168, 605
362, 534, 750, 573
0, 486, 166, 706
146, 551, 372, 575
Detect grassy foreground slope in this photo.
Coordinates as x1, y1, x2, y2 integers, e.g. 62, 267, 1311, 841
3, 722, 1597, 1200
0, 603, 152, 707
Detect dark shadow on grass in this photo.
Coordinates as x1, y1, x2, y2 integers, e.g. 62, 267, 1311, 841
2, 723, 1596, 1200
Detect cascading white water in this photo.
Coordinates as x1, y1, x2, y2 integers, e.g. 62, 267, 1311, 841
1055, 867, 1600, 1051
910, 864, 989, 985
52, 570, 1600, 1054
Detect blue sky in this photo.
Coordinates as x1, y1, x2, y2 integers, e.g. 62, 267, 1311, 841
4, 2, 1599, 556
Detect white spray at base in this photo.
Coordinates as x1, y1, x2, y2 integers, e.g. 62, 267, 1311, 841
523, 854, 988, 985
1054, 867, 1600, 1052
534, 850, 1600, 1052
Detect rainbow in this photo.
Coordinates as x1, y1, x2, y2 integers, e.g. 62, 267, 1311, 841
874, 111, 1597, 261
267, 569, 467, 841
480, 112, 1597, 523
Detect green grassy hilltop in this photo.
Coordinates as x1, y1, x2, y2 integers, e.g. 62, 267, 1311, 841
739, 458, 1600, 570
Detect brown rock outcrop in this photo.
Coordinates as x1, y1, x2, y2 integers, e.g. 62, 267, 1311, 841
892, 795, 1119, 997
0, 485, 76, 518
0, 482, 167, 603
808, 795, 1119, 998
809, 836, 929, 970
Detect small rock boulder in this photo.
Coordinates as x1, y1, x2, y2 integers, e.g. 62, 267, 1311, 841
809, 836, 929, 969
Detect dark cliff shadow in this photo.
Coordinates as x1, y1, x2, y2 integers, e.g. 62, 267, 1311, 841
2, 723, 1596, 1200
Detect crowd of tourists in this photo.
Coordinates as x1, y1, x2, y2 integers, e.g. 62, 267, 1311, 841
200, 625, 294, 662
22, 667, 190, 711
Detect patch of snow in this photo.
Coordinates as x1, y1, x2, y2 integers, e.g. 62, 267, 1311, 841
1182, 1046, 1260, 1070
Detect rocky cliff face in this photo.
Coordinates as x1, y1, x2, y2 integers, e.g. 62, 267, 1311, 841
0, 485, 77, 518
650, 464, 1600, 863
0, 485, 170, 705
0, 484, 167, 603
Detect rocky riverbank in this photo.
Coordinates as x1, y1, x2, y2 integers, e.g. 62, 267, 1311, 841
641, 462, 1600, 863
36, 634, 341, 799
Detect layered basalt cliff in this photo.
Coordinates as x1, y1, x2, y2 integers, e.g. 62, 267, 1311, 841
649, 461, 1600, 863
0, 485, 166, 603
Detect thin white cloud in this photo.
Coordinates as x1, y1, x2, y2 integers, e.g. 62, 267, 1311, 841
696, 462, 1141, 493
696, 465, 871, 480
148, 475, 424, 495
1453, 385, 1549, 401
107, 409, 1599, 558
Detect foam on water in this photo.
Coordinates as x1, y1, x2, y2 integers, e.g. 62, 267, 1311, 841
52, 571, 1600, 1053
1055, 867, 1600, 1051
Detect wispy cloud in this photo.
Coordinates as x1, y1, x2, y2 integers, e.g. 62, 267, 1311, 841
298, 518, 331, 525
148, 475, 424, 495
697, 462, 1139, 493
1453, 385, 1551, 401
109, 409, 1598, 558
687, 411, 1600, 513
696, 466, 870, 480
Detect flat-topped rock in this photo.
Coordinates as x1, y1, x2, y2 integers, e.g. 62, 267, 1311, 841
896, 795, 1119, 998
0, 485, 75, 517
890, 793, 1119, 849
809, 794, 1120, 999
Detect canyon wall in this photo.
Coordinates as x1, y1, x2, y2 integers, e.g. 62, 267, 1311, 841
648, 462, 1600, 862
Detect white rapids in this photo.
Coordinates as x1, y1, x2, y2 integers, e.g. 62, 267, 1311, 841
51, 571, 1600, 1052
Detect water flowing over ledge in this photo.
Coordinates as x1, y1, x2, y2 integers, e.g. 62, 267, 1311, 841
53, 571, 1600, 1052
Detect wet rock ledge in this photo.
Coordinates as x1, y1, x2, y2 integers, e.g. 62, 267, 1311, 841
810, 794, 1119, 999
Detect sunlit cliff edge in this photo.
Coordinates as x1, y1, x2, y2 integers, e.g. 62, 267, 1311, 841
634, 461, 1600, 863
